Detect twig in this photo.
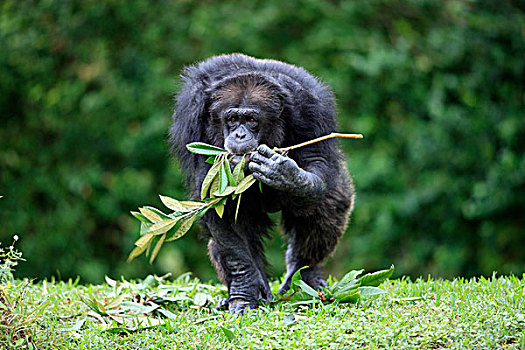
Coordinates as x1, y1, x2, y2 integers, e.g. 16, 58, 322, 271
275, 133, 363, 153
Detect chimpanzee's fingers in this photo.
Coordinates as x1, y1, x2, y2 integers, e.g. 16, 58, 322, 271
251, 171, 273, 186
250, 151, 274, 165
248, 161, 260, 172
256, 144, 277, 158
250, 152, 263, 164
248, 161, 272, 177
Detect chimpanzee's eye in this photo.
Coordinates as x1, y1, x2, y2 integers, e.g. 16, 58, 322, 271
248, 118, 256, 123
229, 116, 238, 123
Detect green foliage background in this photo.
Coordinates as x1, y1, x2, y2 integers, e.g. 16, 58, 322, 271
1, 0, 523, 283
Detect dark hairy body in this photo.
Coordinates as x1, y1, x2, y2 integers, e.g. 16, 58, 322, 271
169, 54, 354, 313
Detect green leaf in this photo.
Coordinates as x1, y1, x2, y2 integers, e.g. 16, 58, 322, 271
234, 174, 257, 194
283, 314, 296, 326
127, 233, 155, 261
81, 296, 106, 315
220, 326, 236, 340
219, 160, 229, 194
139, 207, 162, 223
157, 308, 177, 320
127, 246, 145, 262
224, 157, 235, 186
358, 265, 394, 287
232, 156, 245, 184
159, 195, 192, 212
145, 237, 153, 257
205, 156, 216, 164
212, 186, 236, 197
106, 294, 127, 310
186, 142, 227, 156
332, 282, 360, 298
358, 286, 388, 297
234, 194, 242, 222
179, 201, 205, 209
200, 161, 221, 200
193, 200, 217, 221
204, 197, 223, 205
134, 233, 155, 249
334, 288, 360, 303
147, 218, 179, 235
214, 198, 227, 216
142, 206, 173, 221
119, 300, 159, 314
331, 269, 363, 293
215, 202, 225, 218
209, 174, 221, 197
165, 213, 198, 242
139, 222, 151, 236
104, 275, 117, 287
290, 266, 309, 290
296, 280, 319, 299
193, 293, 208, 307
149, 232, 167, 263
131, 211, 150, 223
290, 291, 318, 303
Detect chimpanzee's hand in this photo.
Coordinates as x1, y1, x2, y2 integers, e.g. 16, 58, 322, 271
229, 154, 251, 171
248, 144, 327, 197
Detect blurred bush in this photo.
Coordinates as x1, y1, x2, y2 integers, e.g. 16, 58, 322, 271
0, 0, 523, 282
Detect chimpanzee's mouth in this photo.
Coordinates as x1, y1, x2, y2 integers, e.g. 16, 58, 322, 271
224, 140, 258, 155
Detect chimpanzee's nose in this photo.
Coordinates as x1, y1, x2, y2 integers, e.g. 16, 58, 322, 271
236, 131, 246, 140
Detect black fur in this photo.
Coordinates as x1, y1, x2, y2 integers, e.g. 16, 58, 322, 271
169, 54, 354, 313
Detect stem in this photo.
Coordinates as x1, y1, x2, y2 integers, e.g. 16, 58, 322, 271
275, 132, 363, 153
225, 132, 363, 155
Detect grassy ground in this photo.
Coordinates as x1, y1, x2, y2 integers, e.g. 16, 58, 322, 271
1, 272, 524, 349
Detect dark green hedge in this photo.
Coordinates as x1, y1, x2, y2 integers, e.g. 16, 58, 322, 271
1, 0, 523, 282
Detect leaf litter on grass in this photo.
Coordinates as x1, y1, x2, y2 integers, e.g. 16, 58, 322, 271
77, 273, 226, 332
76, 266, 393, 333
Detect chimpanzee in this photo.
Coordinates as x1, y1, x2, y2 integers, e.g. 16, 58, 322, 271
169, 54, 354, 313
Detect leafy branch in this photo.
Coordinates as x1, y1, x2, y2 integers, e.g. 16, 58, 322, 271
274, 265, 394, 305
129, 133, 363, 263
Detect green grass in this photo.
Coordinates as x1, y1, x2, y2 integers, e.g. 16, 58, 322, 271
1, 273, 524, 349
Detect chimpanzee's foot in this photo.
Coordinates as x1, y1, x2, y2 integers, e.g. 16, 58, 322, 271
215, 297, 229, 310
215, 297, 259, 313
228, 298, 259, 314
220, 275, 271, 313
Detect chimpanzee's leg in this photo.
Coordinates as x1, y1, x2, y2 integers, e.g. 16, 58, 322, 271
278, 177, 353, 294
205, 213, 271, 313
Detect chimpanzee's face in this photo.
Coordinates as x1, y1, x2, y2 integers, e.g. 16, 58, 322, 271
209, 77, 284, 154
222, 105, 261, 154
